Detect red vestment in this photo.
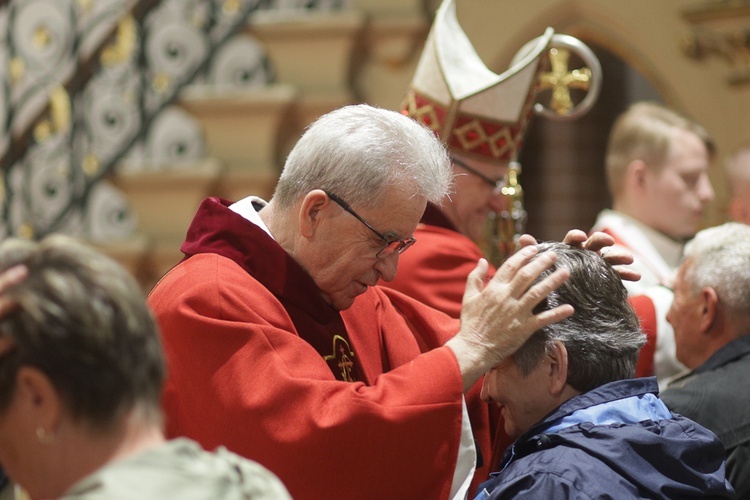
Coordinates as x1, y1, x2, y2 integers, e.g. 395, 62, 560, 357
380, 204, 511, 476
148, 197, 495, 499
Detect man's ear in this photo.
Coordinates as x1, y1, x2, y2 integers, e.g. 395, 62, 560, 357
627, 160, 649, 192
546, 340, 569, 395
16, 366, 62, 435
699, 286, 719, 335
298, 190, 331, 238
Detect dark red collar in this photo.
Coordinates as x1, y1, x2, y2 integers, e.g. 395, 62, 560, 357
420, 203, 458, 232
181, 197, 339, 324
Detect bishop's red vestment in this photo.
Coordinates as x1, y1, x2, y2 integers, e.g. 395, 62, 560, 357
148, 197, 496, 499
381, 204, 486, 320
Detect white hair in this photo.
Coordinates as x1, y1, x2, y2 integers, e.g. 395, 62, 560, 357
273, 104, 452, 208
683, 222, 750, 322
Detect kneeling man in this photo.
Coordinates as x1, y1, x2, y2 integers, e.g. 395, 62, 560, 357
476, 242, 734, 499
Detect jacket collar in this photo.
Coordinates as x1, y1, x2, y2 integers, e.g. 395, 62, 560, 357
694, 335, 750, 375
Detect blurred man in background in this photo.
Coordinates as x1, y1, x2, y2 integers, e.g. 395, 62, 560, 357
591, 101, 715, 385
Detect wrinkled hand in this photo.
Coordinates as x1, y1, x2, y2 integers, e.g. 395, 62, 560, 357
447, 246, 573, 391
520, 229, 641, 283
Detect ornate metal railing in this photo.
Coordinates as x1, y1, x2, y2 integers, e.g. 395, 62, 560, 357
1, 0, 348, 241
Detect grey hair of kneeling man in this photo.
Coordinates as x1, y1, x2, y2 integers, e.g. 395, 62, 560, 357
681, 222, 750, 325
513, 242, 646, 394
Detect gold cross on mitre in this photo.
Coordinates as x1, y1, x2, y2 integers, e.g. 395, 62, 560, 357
538, 47, 593, 115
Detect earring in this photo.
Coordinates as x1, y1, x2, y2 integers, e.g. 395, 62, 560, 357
35, 426, 55, 444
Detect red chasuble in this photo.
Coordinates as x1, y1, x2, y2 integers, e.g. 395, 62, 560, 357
148, 197, 495, 499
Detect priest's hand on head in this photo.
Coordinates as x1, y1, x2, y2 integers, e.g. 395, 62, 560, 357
519, 229, 641, 283
446, 246, 572, 392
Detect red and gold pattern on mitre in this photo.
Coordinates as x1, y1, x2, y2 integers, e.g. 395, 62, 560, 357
402, 0, 553, 165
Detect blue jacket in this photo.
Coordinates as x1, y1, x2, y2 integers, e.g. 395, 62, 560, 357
476, 377, 735, 499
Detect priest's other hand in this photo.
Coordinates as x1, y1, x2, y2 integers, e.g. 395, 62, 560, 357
519, 229, 641, 283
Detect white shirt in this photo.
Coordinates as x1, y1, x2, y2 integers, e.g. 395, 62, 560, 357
592, 209, 682, 293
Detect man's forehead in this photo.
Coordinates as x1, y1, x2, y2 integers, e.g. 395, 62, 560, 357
367, 192, 424, 232
666, 129, 710, 160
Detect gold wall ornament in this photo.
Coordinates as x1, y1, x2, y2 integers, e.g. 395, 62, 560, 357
681, 1, 750, 85
50, 86, 71, 135
33, 86, 71, 143
32, 26, 53, 50
101, 15, 137, 67
223, 0, 241, 15
9, 57, 25, 85
33, 120, 53, 143
152, 73, 171, 93
2, 0, 265, 240
82, 153, 100, 176
77, 0, 94, 14
19, 223, 34, 240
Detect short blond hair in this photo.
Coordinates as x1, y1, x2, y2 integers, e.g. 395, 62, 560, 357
605, 102, 715, 197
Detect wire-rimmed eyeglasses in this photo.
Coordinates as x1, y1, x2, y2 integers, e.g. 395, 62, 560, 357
451, 156, 506, 194
324, 191, 416, 259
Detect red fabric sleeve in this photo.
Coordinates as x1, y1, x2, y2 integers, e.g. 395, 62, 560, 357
149, 254, 466, 500
630, 294, 658, 378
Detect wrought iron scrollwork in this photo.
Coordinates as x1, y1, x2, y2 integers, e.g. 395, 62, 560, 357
0, 0, 281, 241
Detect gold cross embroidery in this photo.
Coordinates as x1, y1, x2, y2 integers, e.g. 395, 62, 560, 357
323, 335, 357, 382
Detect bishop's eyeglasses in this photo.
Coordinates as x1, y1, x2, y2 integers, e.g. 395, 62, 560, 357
451, 156, 506, 194
324, 191, 416, 259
